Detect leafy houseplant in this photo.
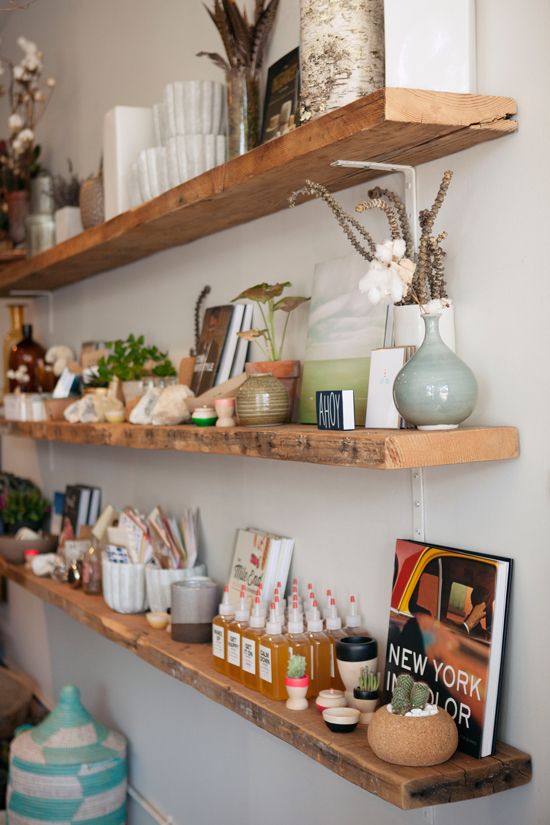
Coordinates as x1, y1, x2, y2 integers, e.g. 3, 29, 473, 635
96, 334, 176, 384
0, 472, 50, 534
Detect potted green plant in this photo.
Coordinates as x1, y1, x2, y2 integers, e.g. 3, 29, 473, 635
0, 473, 56, 562
367, 674, 458, 766
96, 334, 176, 403
232, 281, 309, 416
351, 668, 380, 724
285, 654, 309, 710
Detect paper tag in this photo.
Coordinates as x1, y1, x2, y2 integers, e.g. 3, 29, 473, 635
259, 644, 272, 683
212, 624, 224, 659
227, 630, 241, 667
242, 638, 256, 675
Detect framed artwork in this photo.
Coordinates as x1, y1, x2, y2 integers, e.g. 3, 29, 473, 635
261, 48, 300, 144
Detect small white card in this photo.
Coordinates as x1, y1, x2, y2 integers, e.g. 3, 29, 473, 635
365, 348, 407, 429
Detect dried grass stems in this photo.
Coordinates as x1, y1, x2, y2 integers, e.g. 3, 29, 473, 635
197, 0, 279, 73
289, 170, 453, 306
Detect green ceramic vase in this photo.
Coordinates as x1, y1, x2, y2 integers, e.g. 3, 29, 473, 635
236, 372, 290, 426
393, 313, 478, 430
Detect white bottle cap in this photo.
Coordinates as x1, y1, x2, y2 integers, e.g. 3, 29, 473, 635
325, 597, 342, 631
249, 596, 266, 629
219, 586, 235, 617
235, 594, 249, 622
287, 601, 304, 634
266, 602, 282, 635
346, 595, 361, 628
307, 601, 323, 632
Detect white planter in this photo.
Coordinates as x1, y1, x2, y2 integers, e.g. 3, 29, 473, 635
103, 106, 155, 219
393, 303, 456, 351
102, 560, 148, 613
145, 564, 206, 613
54, 206, 83, 243
163, 80, 226, 137
385, 0, 476, 93
166, 135, 226, 188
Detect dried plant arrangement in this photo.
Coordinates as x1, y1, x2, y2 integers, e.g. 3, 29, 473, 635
289, 171, 453, 310
197, 0, 280, 73
191, 285, 211, 357
52, 159, 81, 210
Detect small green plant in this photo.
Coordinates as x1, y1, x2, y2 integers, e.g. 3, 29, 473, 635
391, 673, 430, 715
0, 480, 50, 533
232, 282, 309, 361
96, 334, 176, 383
357, 668, 380, 693
287, 655, 306, 679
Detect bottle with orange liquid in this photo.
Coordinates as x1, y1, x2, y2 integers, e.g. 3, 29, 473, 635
226, 589, 249, 683
212, 586, 235, 675
325, 597, 346, 691
241, 596, 266, 692
285, 599, 314, 698
259, 603, 289, 701
306, 600, 332, 695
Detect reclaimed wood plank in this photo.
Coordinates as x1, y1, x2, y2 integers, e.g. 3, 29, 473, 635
0, 89, 517, 295
0, 421, 519, 470
0, 560, 530, 809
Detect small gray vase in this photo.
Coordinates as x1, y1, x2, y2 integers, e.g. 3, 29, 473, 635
393, 313, 478, 430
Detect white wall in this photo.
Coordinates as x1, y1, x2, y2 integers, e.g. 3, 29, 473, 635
0, 1, 549, 823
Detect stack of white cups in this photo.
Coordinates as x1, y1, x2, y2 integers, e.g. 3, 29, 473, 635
130, 80, 227, 206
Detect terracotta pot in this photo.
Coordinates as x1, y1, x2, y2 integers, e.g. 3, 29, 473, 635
7, 190, 29, 247
368, 704, 458, 766
245, 359, 301, 420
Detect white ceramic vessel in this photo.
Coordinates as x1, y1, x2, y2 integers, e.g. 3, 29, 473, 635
163, 80, 226, 137
102, 560, 148, 614
145, 564, 206, 613
393, 303, 456, 351
166, 135, 226, 187
55, 206, 83, 243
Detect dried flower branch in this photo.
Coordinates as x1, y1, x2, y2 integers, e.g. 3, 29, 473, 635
192, 285, 212, 356
289, 179, 376, 260
368, 186, 414, 259
355, 197, 402, 241
414, 170, 453, 303
197, 0, 279, 73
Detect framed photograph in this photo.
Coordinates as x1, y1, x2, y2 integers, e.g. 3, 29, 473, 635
261, 48, 300, 144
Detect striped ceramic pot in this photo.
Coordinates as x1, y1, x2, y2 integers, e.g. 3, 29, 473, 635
236, 373, 290, 426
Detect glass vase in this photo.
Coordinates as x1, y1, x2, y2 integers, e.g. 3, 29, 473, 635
226, 68, 260, 159
393, 313, 478, 430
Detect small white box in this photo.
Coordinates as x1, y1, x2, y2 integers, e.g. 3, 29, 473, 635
103, 106, 155, 220
384, 0, 477, 93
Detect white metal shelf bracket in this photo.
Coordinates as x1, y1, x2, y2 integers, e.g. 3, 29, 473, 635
331, 160, 426, 542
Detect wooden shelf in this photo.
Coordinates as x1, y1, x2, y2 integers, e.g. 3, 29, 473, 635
0, 89, 516, 296
0, 560, 531, 809
0, 420, 519, 470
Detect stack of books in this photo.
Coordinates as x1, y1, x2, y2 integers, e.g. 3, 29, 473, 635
61, 485, 102, 537
191, 304, 253, 395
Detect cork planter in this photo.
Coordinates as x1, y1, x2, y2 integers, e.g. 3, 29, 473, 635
368, 704, 458, 766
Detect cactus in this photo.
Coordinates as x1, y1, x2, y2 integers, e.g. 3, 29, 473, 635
391, 686, 412, 715
358, 668, 380, 693
411, 681, 430, 710
395, 673, 414, 694
287, 655, 306, 679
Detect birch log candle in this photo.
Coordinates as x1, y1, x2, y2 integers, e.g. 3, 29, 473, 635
300, 0, 385, 122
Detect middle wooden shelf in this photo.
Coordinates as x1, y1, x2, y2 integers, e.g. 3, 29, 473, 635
0, 419, 519, 470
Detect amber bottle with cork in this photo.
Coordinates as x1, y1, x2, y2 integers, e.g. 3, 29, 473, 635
226, 589, 249, 683
259, 602, 289, 701
241, 596, 266, 691
212, 586, 235, 674
3, 304, 26, 394
285, 599, 314, 698
8, 323, 46, 392
306, 600, 332, 695
324, 597, 346, 691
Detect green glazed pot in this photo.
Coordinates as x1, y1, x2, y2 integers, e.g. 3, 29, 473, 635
236, 372, 290, 426
393, 313, 478, 430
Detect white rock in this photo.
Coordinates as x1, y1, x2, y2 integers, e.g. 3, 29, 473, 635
79, 394, 106, 423
129, 387, 161, 424
32, 553, 58, 577
151, 384, 194, 425
64, 399, 82, 423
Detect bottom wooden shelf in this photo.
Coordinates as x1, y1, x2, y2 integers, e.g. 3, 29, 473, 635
0, 560, 531, 810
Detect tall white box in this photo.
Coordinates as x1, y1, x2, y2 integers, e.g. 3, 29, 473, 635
384, 0, 477, 94
103, 106, 155, 220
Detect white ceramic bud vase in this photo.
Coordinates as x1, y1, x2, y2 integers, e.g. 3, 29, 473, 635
393, 302, 455, 351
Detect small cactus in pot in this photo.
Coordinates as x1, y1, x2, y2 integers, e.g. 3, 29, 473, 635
351, 668, 380, 724
285, 655, 309, 711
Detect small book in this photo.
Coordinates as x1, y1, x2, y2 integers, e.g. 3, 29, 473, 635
215, 303, 245, 386
63, 485, 92, 538
87, 487, 102, 527
230, 303, 254, 378
384, 539, 512, 758
365, 347, 408, 428
316, 390, 355, 430
191, 305, 235, 396
227, 527, 294, 608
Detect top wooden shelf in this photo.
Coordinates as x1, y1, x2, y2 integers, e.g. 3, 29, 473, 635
0, 559, 531, 809
0, 89, 517, 296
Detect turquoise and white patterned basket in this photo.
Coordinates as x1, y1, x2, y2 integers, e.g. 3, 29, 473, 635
7, 684, 127, 824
